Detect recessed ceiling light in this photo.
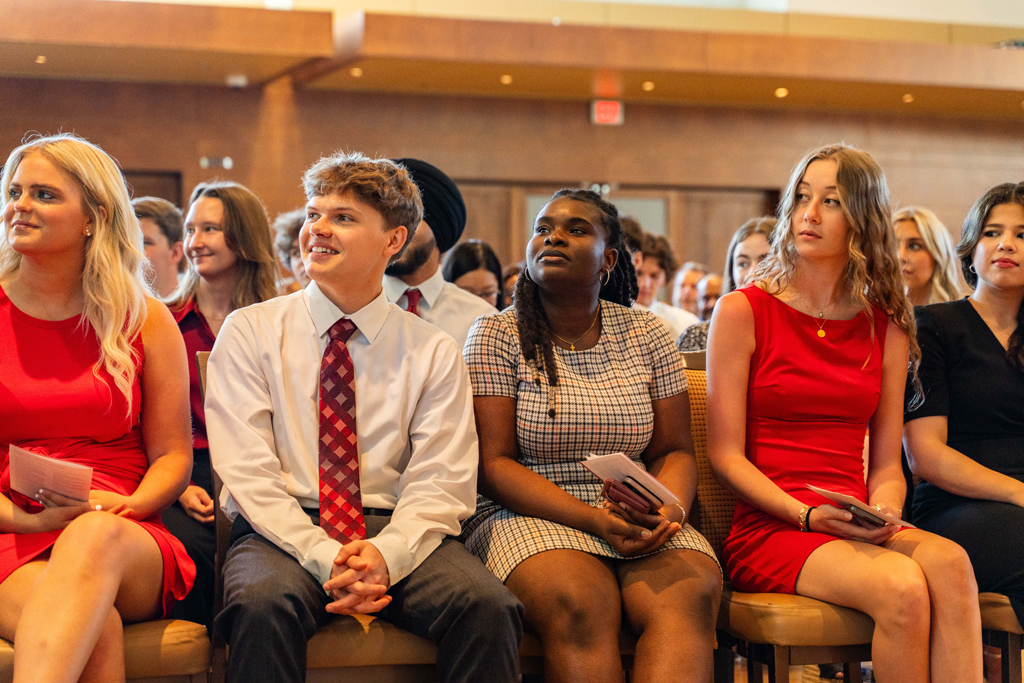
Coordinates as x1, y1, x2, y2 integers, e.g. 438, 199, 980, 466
774, 87, 789, 99
35, 55, 46, 65
551, 17, 561, 26
500, 74, 513, 85
902, 93, 915, 103
350, 67, 363, 78
225, 74, 248, 88
642, 81, 655, 92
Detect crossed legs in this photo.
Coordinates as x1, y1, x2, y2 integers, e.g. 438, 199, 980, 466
0, 512, 165, 683
796, 529, 982, 683
505, 548, 722, 683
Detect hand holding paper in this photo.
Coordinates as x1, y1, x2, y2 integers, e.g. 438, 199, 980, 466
9, 444, 93, 505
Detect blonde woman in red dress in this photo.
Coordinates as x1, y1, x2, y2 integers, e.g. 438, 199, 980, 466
0, 134, 195, 682
707, 144, 982, 682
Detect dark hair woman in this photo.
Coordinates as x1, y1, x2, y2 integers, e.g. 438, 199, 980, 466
462, 189, 722, 683
904, 182, 1024, 631
442, 238, 505, 309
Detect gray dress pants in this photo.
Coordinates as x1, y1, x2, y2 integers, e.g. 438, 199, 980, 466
214, 511, 524, 683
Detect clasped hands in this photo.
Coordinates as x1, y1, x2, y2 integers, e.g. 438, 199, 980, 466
807, 503, 903, 545
598, 498, 684, 557
323, 540, 392, 616
22, 489, 136, 534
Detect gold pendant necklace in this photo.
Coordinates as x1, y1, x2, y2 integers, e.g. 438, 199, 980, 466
552, 308, 600, 352
815, 309, 826, 338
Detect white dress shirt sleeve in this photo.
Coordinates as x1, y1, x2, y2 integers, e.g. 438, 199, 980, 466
205, 312, 343, 585
367, 337, 479, 586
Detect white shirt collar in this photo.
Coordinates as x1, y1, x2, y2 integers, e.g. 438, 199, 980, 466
304, 281, 389, 344
383, 268, 445, 310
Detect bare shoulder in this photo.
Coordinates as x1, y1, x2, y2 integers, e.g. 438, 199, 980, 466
712, 290, 755, 328
141, 296, 184, 353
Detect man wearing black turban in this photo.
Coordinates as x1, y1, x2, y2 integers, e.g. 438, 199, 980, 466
384, 158, 497, 348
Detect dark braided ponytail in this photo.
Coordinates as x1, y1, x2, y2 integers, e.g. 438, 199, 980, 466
514, 189, 639, 417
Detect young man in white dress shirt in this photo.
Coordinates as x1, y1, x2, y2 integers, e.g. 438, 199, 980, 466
205, 152, 523, 683
635, 233, 699, 340
382, 158, 497, 349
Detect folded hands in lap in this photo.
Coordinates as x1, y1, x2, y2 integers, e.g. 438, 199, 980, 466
30, 488, 136, 530
601, 501, 682, 556
323, 540, 392, 615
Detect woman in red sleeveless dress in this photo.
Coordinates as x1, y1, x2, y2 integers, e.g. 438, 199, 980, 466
0, 134, 195, 682
707, 144, 982, 682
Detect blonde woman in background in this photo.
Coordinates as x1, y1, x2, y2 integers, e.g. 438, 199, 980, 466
162, 180, 279, 627
0, 134, 195, 682
894, 206, 960, 306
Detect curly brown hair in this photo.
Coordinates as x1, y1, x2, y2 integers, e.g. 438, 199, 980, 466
303, 152, 423, 261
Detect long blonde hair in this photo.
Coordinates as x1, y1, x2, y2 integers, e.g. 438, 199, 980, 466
752, 143, 922, 403
166, 181, 279, 310
1, 133, 148, 414
892, 206, 960, 304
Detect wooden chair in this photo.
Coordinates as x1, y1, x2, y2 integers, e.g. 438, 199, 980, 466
684, 357, 873, 683
981, 593, 1023, 683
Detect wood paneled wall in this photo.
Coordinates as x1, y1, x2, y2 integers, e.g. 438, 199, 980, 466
2, 75, 1022, 273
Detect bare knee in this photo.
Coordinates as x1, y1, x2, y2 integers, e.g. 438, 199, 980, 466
873, 567, 930, 632
651, 559, 721, 631
920, 540, 978, 601
54, 512, 132, 563
537, 581, 620, 648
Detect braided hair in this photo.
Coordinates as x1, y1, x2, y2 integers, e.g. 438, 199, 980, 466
514, 189, 638, 417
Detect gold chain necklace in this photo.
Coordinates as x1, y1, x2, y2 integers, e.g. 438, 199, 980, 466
815, 309, 827, 338
551, 308, 600, 352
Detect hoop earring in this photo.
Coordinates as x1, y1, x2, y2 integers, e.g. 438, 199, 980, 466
969, 264, 977, 274
600, 270, 610, 286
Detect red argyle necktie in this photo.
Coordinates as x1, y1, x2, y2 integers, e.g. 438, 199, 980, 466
404, 288, 422, 317
318, 318, 365, 544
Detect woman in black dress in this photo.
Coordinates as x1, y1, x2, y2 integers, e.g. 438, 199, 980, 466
904, 182, 1024, 623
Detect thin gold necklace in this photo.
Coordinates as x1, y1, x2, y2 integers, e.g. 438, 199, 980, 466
551, 308, 600, 352
815, 309, 827, 338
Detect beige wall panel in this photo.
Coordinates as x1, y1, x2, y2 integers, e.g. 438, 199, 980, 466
0, 75, 1020, 266
458, 184, 514, 265
679, 190, 771, 274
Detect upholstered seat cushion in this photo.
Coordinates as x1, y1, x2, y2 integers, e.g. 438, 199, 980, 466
0, 619, 209, 681
719, 585, 875, 647
306, 615, 635, 669
980, 592, 1024, 635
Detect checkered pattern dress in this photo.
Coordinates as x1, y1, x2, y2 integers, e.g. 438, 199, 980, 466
462, 300, 718, 581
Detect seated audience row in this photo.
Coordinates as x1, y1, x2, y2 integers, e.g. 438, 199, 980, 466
2, 134, 1022, 683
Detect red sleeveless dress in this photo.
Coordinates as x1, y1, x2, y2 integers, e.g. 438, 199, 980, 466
0, 286, 195, 617
722, 285, 888, 594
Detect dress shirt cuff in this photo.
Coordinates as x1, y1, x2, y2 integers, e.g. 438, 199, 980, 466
368, 531, 417, 586
309, 538, 345, 587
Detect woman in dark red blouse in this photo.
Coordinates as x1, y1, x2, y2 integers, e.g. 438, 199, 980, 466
163, 181, 278, 625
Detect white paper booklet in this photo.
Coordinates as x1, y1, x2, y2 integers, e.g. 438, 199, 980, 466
582, 452, 680, 507
806, 484, 916, 528
9, 444, 93, 503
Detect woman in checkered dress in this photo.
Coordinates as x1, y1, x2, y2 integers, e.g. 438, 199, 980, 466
463, 189, 721, 683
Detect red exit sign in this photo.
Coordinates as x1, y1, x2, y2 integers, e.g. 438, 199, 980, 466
591, 99, 624, 126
